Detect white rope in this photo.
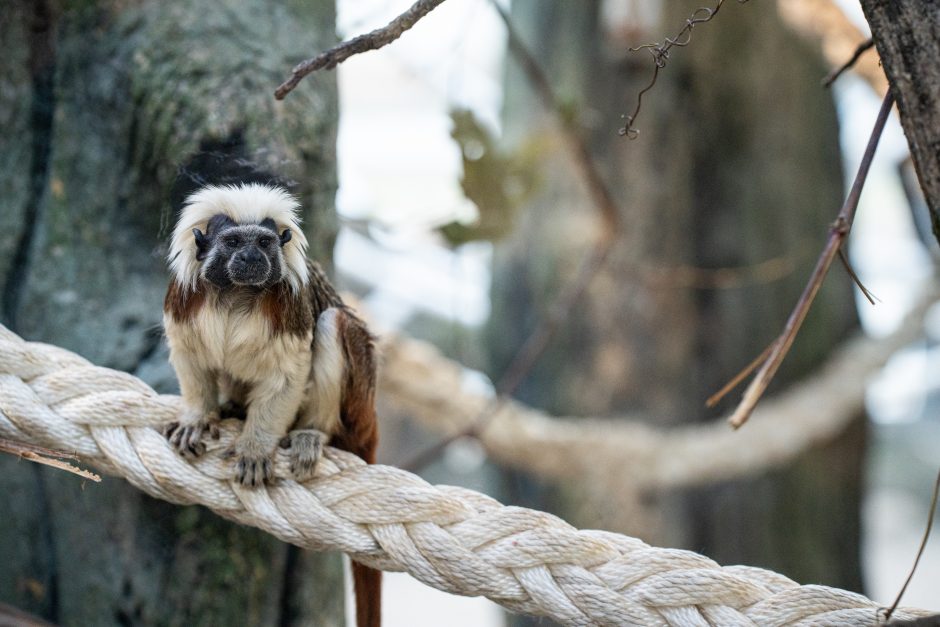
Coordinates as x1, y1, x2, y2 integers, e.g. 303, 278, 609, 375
0, 324, 932, 626
379, 291, 934, 492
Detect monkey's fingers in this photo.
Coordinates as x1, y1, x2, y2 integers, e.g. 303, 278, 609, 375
166, 422, 208, 458
287, 430, 324, 483
182, 427, 206, 458
234, 455, 274, 487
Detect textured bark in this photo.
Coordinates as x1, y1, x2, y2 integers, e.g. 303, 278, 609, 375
859, 1, 940, 242
0, 0, 344, 624
494, 4, 862, 622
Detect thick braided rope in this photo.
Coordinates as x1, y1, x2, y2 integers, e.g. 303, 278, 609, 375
0, 325, 932, 626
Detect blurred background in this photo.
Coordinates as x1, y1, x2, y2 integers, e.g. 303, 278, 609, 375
1, 0, 937, 625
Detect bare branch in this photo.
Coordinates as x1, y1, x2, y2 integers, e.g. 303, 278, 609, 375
0, 602, 57, 627
885, 471, 940, 622
725, 91, 895, 429
885, 466, 940, 621
274, 0, 447, 100
706, 340, 777, 408
837, 247, 879, 305
641, 253, 797, 290
401, 1, 623, 472
489, 0, 619, 233
777, 0, 886, 95
0, 437, 101, 482
822, 38, 874, 88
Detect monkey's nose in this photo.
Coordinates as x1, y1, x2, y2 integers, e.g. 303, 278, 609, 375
237, 249, 264, 265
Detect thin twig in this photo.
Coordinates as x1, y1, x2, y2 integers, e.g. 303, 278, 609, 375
400, 2, 622, 472
489, 0, 619, 232
838, 247, 879, 305
642, 253, 796, 290
0, 437, 101, 482
274, 0, 447, 99
0, 602, 57, 627
884, 466, 940, 621
822, 38, 874, 88
620, 0, 749, 139
725, 91, 895, 430
706, 340, 778, 408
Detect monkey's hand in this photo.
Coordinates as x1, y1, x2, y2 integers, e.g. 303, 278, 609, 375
227, 435, 275, 487
281, 429, 325, 483
165, 408, 220, 458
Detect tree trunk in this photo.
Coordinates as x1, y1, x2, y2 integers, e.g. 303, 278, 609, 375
0, 0, 344, 624
493, 4, 862, 624
859, 2, 940, 243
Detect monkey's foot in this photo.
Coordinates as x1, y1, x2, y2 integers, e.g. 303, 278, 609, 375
227, 436, 274, 487
284, 429, 325, 483
165, 410, 220, 458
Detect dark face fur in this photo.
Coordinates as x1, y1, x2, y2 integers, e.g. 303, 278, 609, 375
194, 214, 293, 288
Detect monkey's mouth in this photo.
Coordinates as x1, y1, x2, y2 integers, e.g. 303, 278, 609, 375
228, 260, 271, 286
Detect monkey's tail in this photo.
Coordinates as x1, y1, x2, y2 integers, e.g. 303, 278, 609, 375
352, 561, 382, 627
339, 419, 381, 627
338, 410, 381, 627
335, 310, 381, 627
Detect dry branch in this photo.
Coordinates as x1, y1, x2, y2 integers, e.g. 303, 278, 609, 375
0, 436, 100, 481
886, 467, 940, 621
402, 2, 624, 471
722, 91, 894, 429
776, 0, 887, 94
822, 38, 874, 88
275, 0, 447, 99
0, 602, 57, 627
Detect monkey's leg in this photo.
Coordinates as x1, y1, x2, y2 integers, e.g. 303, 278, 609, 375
231, 374, 307, 487
290, 307, 346, 481
165, 353, 219, 458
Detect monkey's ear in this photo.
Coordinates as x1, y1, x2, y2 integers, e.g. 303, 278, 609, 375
193, 228, 210, 260
279, 229, 292, 246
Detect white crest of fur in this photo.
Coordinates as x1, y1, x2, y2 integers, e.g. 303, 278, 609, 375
168, 183, 310, 292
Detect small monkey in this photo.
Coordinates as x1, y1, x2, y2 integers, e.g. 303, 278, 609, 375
163, 182, 380, 627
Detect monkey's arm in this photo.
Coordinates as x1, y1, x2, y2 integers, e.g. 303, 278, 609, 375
232, 362, 310, 487
287, 307, 349, 481
165, 338, 220, 457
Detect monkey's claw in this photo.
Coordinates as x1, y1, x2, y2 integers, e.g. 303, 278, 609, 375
165, 410, 220, 458
287, 430, 324, 483
234, 453, 273, 487
229, 433, 275, 486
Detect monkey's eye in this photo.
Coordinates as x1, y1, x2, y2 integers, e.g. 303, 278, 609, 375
257, 237, 271, 248
224, 236, 240, 247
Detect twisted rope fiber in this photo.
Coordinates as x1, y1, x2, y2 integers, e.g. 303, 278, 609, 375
0, 325, 931, 626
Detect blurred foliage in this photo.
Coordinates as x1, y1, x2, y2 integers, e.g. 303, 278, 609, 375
439, 108, 545, 246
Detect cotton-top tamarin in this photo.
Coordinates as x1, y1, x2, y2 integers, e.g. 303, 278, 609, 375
163, 182, 380, 627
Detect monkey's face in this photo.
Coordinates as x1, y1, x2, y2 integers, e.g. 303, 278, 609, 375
195, 215, 292, 289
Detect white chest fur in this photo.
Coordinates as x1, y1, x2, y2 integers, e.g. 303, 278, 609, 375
165, 298, 312, 386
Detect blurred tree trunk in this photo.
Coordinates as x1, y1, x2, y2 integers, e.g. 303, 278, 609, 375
493, 2, 861, 622
0, 0, 344, 625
